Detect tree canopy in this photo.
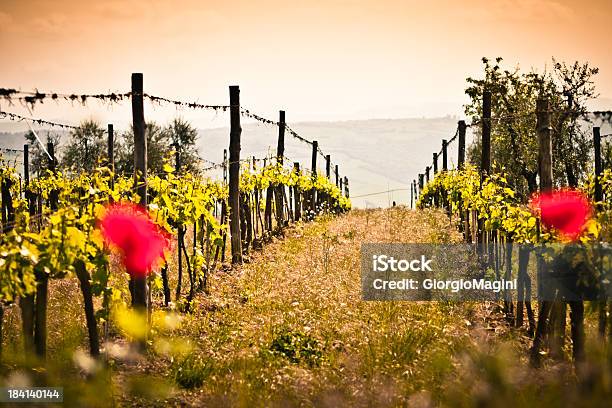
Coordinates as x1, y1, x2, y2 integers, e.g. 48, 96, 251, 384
165, 118, 200, 174
62, 120, 106, 172
464, 57, 599, 200
115, 119, 201, 176
116, 122, 170, 176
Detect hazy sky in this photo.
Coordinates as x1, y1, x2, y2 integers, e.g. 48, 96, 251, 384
1, 0, 611, 128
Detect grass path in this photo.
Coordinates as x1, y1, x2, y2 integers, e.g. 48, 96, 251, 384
118, 208, 510, 406
109, 207, 610, 407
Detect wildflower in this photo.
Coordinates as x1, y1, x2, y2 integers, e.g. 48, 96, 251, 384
532, 190, 592, 241
99, 203, 169, 277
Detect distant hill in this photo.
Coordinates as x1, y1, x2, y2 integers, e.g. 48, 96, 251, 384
0, 132, 31, 150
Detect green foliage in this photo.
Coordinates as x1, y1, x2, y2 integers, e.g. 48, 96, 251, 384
240, 162, 351, 213
171, 354, 214, 389
417, 165, 604, 244
268, 327, 324, 367
582, 168, 612, 241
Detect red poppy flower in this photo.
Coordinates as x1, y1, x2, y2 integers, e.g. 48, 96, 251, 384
99, 203, 169, 277
531, 189, 592, 241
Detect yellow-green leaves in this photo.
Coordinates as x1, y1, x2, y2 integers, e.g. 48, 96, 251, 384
417, 165, 544, 243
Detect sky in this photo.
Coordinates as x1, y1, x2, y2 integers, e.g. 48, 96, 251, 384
1, 0, 611, 128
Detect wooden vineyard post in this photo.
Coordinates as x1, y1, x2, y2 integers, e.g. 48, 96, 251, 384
107, 124, 115, 195
442, 139, 448, 171
458, 120, 466, 169
593, 127, 606, 337
530, 97, 574, 365
433, 153, 439, 207
477, 91, 492, 259
418, 174, 424, 193
410, 182, 414, 209
294, 162, 301, 221
425, 166, 430, 183
458, 120, 467, 235
130, 73, 149, 335
275, 110, 285, 228
433, 153, 438, 174
481, 91, 492, 182
221, 149, 228, 263
48, 142, 58, 211
175, 142, 182, 173
344, 177, 349, 198
24, 144, 29, 185
413, 179, 417, 202
264, 184, 273, 231
594, 127, 603, 208
535, 96, 554, 351
107, 124, 114, 171
223, 149, 228, 181
335, 165, 339, 187
20, 145, 35, 355
325, 155, 331, 210
228, 85, 243, 264
24, 144, 34, 215
287, 159, 294, 223
310, 141, 318, 217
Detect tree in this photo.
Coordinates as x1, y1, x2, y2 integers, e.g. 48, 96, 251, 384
116, 122, 171, 175
165, 118, 200, 174
550, 59, 599, 188
464, 57, 599, 200
465, 58, 600, 366
62, 120, 106, 172
24, 131, 61, 176
603, 139, 612, 170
